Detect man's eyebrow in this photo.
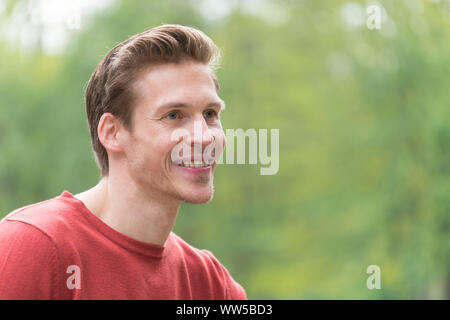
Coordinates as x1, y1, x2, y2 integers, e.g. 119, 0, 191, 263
155, 100, 226, 113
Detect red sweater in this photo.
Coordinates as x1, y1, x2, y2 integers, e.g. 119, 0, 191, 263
0, 191, 247, 300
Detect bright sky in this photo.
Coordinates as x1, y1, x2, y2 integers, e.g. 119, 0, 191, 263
0, 0, 117, 54
0, 0, 289, 55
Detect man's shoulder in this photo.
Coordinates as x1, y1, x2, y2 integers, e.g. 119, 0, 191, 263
169, 232, 247, 299
0, 192, 81, 299
0, 191, 79, 240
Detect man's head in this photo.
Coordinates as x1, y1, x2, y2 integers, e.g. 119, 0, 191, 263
85, 24, 225, 204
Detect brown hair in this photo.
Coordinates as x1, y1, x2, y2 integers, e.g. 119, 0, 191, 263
85, 24, 221, 176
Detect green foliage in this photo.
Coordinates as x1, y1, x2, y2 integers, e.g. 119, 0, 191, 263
0, 0, 449, 299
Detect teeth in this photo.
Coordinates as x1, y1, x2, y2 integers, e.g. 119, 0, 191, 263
192, 162, 203, 168
177, 161, 211, 168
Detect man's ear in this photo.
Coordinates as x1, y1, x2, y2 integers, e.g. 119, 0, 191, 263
97, 113, 124, 153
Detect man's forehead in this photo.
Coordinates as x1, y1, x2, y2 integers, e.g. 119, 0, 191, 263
133, 62, 218, 96
137, 61, 216, 87
131, 63, 223, 111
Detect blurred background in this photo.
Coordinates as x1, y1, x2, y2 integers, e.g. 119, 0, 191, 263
0, 0, 449, 299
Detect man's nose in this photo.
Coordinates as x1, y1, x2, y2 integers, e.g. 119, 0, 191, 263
185, 119, 214, 157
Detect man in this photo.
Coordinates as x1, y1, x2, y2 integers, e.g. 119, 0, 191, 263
0, 24, 247, 300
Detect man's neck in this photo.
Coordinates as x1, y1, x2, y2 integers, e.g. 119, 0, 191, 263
74, 176, 181, 246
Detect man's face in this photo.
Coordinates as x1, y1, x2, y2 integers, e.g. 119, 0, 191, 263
119, 61, 225, 204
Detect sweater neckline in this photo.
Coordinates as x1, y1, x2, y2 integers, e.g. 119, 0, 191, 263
59, 190, 169, 259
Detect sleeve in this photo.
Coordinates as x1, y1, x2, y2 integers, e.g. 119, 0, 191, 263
0, 220, 58, 300
202, 249, 247, 300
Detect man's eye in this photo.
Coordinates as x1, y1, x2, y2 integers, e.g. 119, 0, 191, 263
166, 111, 181, 120
203, 110, 218, 119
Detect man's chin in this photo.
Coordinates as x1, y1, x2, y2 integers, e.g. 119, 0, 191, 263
177, 187, 214, 204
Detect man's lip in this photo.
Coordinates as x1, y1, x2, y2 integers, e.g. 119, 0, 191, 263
172, 164, 212, 173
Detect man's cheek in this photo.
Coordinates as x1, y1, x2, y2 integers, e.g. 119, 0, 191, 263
215, 133, 226, 163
